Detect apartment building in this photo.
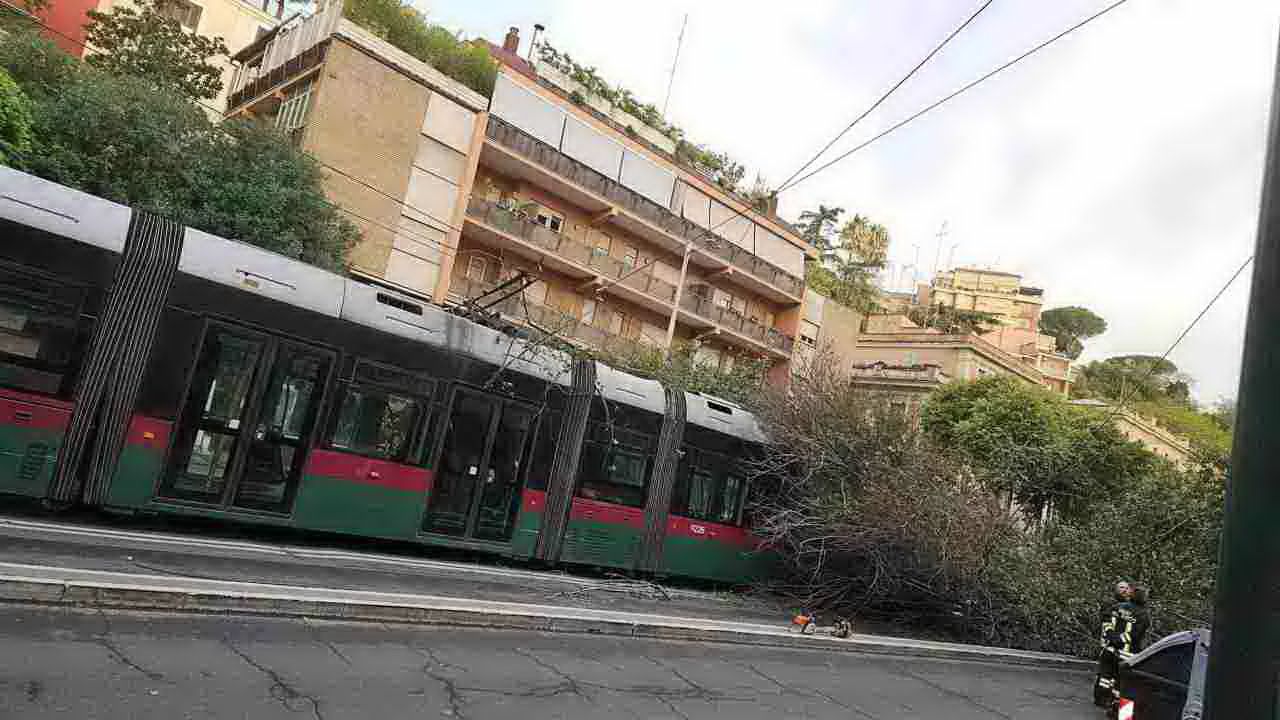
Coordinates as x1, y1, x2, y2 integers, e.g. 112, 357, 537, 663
219, 17, 812, 377
38, 0, 282, 112
453, 30, 812, 377
914, 267, 1074, 395
224, 3, 488, 300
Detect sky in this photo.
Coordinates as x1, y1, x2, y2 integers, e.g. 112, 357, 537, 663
426, 0, 1279, 403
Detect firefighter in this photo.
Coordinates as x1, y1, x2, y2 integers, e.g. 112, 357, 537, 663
1094, 580, 1137, 707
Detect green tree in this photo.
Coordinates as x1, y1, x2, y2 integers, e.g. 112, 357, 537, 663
838, 214, 889, 268
1040, 306, 1107, 359
921, 376, 1152, 521
343, 0, 496, 96
1072, 354, 1190, 405
3, 30, 357, 269
589, 340, 767, 406
84, 0, 229, 101
907, 303, 999, 334
0, 68, 32, 165
797, 204, 844, 250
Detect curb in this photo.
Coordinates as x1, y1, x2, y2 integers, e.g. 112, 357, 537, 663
0, 571, 1092, 672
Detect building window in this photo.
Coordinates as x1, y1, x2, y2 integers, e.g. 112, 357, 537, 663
275, 79, 314, 135
592, 233, 611, 257
159, 0, 202, 29
621, 245, 639, 268
581, 298, 597, 326
465, 256, 487, 282
524, 280, 548, 306
535, 208, 564, 233
799, 319, 819, 348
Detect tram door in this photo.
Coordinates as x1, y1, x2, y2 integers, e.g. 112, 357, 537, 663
422, 387, 536, 542
159, 324, 333, 514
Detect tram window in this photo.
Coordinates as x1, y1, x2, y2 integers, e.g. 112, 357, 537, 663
577, 439, 649, 507
670, 448, 746, 526
0, 270, 85, 397
525, 409, 561, 491
328, 385, 422, 462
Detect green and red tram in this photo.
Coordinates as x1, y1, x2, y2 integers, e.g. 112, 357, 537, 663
0, 167, 772, 584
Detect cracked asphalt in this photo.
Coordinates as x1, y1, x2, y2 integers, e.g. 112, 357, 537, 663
0, 605, 1095, 719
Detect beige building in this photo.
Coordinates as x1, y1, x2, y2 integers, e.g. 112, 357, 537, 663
1070, 399, 1194, 466
912, 267, 1074, 395
792, 288, 863, 372
225, 4, 488, 300
225, 16, 815, 378
93, 0, 282, 113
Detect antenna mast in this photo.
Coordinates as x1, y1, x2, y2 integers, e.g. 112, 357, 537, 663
662, 14, 689, 118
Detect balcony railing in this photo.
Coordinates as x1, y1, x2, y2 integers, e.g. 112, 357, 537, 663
448, 274, 652, 357
465, 197, 679, 305
679, 292, 795, 355
227, 42, 328, 111
485, 117, 804, 299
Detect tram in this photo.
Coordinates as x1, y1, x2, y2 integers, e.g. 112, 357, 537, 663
0, 167, 771, 583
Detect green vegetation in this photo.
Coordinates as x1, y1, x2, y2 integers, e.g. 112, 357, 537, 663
343, 0, 497, 97
0, 68, 32, 164
84, 0, 229, 101
798, 205, 890, 313
906, 304, 999, 334
536, 41, 747, 193
588, 340, 768, 407
921, 376, 1151, 522
1072, 354, 1190, 405
1040, 306, 1108, 360
0, 24, 357, 270
751, 362, 1224, 656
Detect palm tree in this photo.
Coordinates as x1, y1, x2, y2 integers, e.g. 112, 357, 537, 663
838, 214, 890, 268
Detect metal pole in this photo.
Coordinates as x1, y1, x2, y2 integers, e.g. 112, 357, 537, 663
662, 14, 689, 119
1204, 29, 1280, 720
664, 244, 693, 357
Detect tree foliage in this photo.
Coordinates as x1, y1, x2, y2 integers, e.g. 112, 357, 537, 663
921, 376, 1151, 522
2, 28, 357, 269
588, 340, 767, 406
1040, 306, 1107, 359
84, 0, 229, 101
748, 353, 1018, 622
1072, 354, 1191, 405
344, 0, 496, 96
799, 207, 891, 314
0, 68, 32, 165
750, 360, 1222, 656
906, 303, 999, 335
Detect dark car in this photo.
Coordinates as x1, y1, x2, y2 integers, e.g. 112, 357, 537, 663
1114, 628, 1209, 719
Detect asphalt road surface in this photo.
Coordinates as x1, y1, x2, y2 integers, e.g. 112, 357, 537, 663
0, 605, 1095, 719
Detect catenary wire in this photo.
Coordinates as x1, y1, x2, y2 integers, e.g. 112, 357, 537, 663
775, 0, 995, 192
776, 0, 1136, 194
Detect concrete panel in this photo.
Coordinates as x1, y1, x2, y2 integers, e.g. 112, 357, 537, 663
403, 167, 458, 230
756, 225, 804, 277
561, 117, 624, 180
490, 73, 564, 147
681, 185, 711, 228
619, 150, 675, 207
414, 136, 467, 185
710, 200, 753, 249
422, 92, 477, 153
384, 248, 440, 296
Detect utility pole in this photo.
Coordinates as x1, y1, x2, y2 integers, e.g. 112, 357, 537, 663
663, 242, 696, 356
1204, 30, 1280, 720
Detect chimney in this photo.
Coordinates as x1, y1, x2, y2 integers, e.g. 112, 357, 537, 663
503, 27, 520, 54
764, 193, 779, 217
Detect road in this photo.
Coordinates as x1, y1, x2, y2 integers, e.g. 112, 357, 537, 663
0, 606, 1094, 719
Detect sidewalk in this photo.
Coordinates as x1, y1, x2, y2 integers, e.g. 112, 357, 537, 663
0, 512, 1092, 671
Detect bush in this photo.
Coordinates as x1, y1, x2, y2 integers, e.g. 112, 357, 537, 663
0, 68, 32, 165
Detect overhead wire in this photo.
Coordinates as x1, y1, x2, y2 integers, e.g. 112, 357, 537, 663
775, 0, 1135, 194
775, 0, 995, 192
1097, 254, 1253, 425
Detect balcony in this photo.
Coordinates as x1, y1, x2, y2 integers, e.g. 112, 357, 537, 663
464, 197, 795, 359
678, 292, 795, 356
465, 197, 679, 306
483, 117, 805, 301
227, 41, 328, 112
448, 274, 652, 357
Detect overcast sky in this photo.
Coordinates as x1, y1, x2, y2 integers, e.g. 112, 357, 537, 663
428, 0, 1278, 403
